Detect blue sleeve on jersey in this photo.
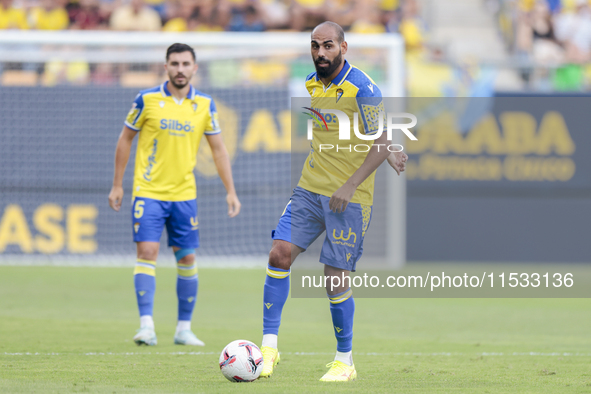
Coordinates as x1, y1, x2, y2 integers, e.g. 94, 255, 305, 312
124, 93, 145, 131
203, 99, 221, 135
305, 72, 317, 82
356, 81, 384, 136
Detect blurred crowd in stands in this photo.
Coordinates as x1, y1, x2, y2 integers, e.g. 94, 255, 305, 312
497, 0, 591, 90
0, 0, 430, 89
0, 0, 425, 37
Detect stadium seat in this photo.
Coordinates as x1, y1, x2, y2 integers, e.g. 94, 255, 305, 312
1, 70, 38, 86
120, 71, 161, 88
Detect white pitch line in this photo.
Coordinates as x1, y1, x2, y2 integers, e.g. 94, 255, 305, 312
3, 352, 591, 357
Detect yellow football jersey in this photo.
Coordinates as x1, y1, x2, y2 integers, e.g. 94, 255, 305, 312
298, 60, 385, 206
124, 82, 220, 201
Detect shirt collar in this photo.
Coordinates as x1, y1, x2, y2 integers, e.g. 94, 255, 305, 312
331, 60, 351, 86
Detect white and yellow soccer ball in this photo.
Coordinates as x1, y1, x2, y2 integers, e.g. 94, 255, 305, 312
219, 340, 264, 382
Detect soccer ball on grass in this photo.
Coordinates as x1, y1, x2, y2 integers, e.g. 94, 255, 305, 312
219, 340, 264, 382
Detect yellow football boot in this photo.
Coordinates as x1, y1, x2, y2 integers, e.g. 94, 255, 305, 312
259, 346, 280, 378
319, 361, 357, 382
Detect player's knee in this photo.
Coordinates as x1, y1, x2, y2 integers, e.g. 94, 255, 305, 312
175, 248, 195, 266
137, 247, 159, 262
177, 254, 195, 266
324, 265, 350, 295
268, 244, 291, 271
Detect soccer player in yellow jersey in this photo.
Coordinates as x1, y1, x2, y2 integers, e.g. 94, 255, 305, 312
108, 43, 241, 347
259, 22, 407, 381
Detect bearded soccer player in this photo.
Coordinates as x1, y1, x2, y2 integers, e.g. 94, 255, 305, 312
259, 22, 408, 381
108, 43, 241, 347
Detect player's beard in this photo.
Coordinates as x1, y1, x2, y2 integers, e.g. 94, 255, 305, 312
169, 74, 189, 89
314, 50, 343, 79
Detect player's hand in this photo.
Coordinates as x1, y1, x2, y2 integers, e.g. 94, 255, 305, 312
329, 182, 356, 213
226, 193, 241, 218
108, 186, 124, 212
387, 151, 408, 175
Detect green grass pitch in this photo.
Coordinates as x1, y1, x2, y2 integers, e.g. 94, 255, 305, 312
1, 265, 591, 393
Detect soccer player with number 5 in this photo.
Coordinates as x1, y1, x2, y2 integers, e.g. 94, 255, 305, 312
108, 43, 241, 347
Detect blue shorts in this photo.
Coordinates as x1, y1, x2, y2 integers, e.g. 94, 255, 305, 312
272, 187, 372, 272
131, 197, 199, 249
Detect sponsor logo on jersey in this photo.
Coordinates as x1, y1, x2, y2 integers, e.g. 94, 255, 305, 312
303, 107, 329, 131
159, 119, 195, 132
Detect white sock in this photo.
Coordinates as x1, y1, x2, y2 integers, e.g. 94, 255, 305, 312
334, 350, 353, 366
262, 334, 278, 349
140, 315, 154, 329
176, 320, 191, 334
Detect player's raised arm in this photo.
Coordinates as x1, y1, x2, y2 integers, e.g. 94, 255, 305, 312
108, 125, 137, 212
205, 133, 241, 218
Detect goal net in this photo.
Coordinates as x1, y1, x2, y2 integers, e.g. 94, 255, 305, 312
0, 31, 405, 267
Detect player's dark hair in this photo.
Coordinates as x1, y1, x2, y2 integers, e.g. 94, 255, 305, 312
313, 21, 345, 44
166, 43, 196, 62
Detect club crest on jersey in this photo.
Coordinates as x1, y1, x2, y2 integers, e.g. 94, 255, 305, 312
159, 101, 165, 108
336, 88, 343, 103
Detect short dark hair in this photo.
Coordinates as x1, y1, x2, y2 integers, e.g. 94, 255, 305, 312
166, 43, 196, 62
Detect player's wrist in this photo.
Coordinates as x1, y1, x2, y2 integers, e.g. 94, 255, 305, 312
345, 178, 360, 189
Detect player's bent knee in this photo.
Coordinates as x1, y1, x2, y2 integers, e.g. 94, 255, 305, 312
268, 244, 291, 271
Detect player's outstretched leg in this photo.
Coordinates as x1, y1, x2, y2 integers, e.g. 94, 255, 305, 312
320, 267, 356, 382
260, 240, 295, 378
173, 248, 204, 346
133, 255, 158, 346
